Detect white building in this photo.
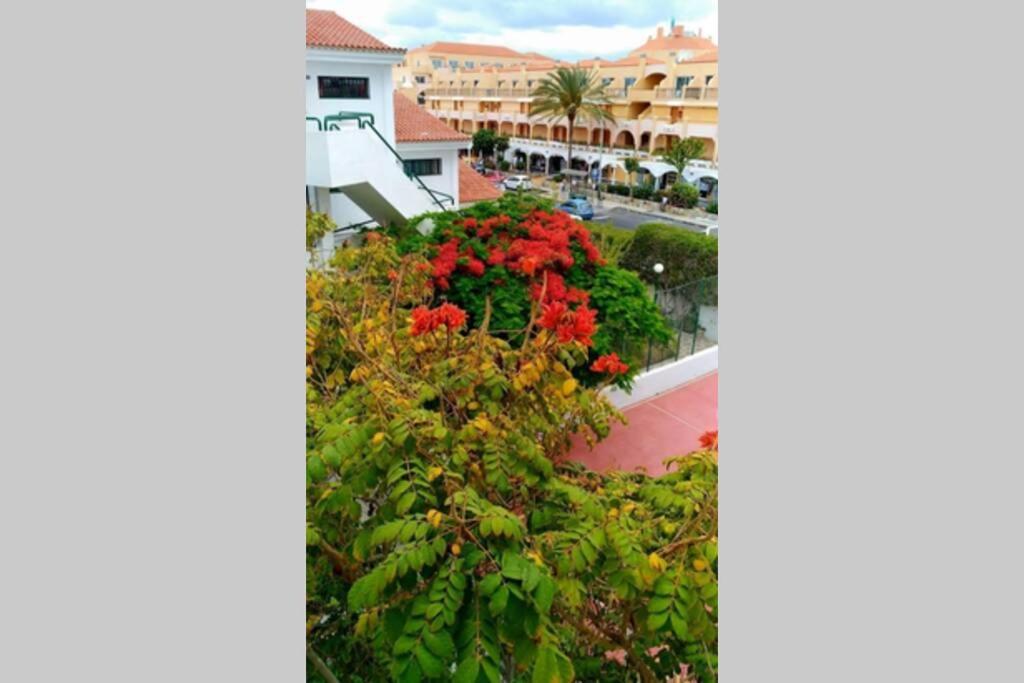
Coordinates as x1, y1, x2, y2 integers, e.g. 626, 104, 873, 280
306, 10, 494, 252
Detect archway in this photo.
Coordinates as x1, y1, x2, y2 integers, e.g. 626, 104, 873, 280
614, 130, 635, 149
515, 123, 529, 137
652, 134, 678, 153
572, 126, 589, 144
635, 73, 667, 90
528, 153, 547, 173
640, 132, 651, 151
531, 123, 548, 140
499, 122, 514, 136
552, 125, 568, 143
547, 155, 565, 174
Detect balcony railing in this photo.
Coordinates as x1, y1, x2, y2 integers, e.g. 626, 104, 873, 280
424, 87, 532, 98
651, 87, 718, 102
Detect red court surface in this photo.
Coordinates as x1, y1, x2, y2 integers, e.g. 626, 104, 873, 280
569, 372, 718, 477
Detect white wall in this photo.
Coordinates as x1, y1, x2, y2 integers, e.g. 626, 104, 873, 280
602, 346, 718, 409
395, 142, 465, 206
306, 49, 399, 147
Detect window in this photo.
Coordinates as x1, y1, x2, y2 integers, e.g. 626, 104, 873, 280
705, 75, 714, 85
414, 75, 426, 84
675, 76, 692, 93
318, 76, 369, 99
432, 59, 443, 68
624, 77, 636, 90
602, 77, 614, 86
465, 61, 474, 68
448, 60, 459, 69
512, 80, 518, 87
403, 158, 442, 176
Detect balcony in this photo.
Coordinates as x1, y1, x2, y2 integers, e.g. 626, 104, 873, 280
653, 87, 718, 103
424, 87, 532, 98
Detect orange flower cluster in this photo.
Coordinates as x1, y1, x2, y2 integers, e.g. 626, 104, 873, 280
410, 303, 468, 336
699, 430, 718, 451
590, 352, 629, 375
538, 300, 598, 346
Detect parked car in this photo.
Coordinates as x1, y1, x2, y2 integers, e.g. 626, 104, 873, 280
502, 175, 533, 191
558, 198, 595, 221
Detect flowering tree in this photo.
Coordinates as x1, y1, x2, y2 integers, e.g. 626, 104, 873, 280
306, 229, 718, 683
398, 194, 672, 389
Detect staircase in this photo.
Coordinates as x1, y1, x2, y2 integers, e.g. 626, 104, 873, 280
306, 113, 453, 227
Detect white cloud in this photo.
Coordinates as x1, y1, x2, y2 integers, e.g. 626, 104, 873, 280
307, 0, 717, 58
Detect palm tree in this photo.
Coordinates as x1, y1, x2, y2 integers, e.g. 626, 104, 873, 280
530, 67, 616, 193
624, 156, 641, 201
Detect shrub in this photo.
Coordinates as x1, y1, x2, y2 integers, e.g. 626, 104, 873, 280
306, 236, 719, 683
552, 173, 565, 183
390, 195, 671, 390
707, 201, 718, 214
619, 223, 718, 289
668, 183, 700, 209
499, 160, 511, 172
585, 222, 633, 266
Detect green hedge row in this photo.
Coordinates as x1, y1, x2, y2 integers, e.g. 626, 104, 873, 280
618, 223, 718, 289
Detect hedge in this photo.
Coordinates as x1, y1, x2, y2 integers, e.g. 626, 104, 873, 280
583, 222, 634, 266
618, 223, 718, 289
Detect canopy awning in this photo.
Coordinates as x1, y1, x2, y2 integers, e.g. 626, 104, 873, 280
639, 161, 677, 178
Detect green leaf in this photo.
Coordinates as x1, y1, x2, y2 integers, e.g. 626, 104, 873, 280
489, 585, 509, 616
533, 576, 555, 614
394, 634, 418, 656
414, 644, 445, 678
397, 656, 423, 683
452, 657, 480, 683
670, 612, 689, 640
396, 492, 417, 515
478, 573, 501, 596
647, 596, 672, 613
422, 629, 455, 660
646, 610, 669, 631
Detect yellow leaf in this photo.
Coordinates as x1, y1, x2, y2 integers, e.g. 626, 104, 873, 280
450, 543, 461, 556
427, 466, 444, 482
648, 552, 666, 572
372, 432, 385, 445
693, 559, 708, 571
561, 379, 578, 396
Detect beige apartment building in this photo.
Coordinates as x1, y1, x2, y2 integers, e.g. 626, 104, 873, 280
395, 24, 718, 180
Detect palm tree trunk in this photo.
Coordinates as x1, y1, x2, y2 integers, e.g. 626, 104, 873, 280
566, 114, 574, 196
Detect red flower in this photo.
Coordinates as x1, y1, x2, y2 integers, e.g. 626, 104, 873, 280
570, 304, 597, 346
410, 306, 435, 336
409, 303, 468, 336
538, 301, 568, 330
486, 246, 506, 266
591, 352, 629, 375
387, 269, 399, 282
699, 430, 718, 451
464, 256, 485, 277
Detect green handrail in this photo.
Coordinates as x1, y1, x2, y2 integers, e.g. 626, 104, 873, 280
306, 116, 323, 131
324, 111, 454, 211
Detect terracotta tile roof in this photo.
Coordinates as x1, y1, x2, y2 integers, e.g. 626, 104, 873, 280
630, 27, 717, 55
306, 10, 404, 53
577, 56, 664, 68
416, 41, 524, 58
683, 49, 719, 64
393, 93, 470, 143
458, 162, 503, 204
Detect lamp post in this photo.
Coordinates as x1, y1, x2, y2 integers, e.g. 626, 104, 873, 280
646, 262, 665, 370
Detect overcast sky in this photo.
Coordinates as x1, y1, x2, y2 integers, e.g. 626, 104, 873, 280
307, 0, 718, 62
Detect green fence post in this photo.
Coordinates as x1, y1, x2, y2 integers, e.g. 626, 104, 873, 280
690, 279, 703, 356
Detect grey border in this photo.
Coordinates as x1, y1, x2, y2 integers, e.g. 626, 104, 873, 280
1, 1, 304, 680
725, 0, 1023, 680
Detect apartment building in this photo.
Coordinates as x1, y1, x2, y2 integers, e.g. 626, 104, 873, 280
395, 42, 554, 99
306, 10, 497, 252
397, 23, 718, 189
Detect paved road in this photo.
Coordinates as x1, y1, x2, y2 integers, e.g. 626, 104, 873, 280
590, 206, 708, 233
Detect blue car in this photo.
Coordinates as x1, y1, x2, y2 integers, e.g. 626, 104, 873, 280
558, 198, 595, 220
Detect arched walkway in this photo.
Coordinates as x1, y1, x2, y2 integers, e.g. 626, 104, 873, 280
531, 123, 548, 140
499, 122, 514, 136
515, 123, 529, 137
552, 125, 568, 143
614, 130, 635, 150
